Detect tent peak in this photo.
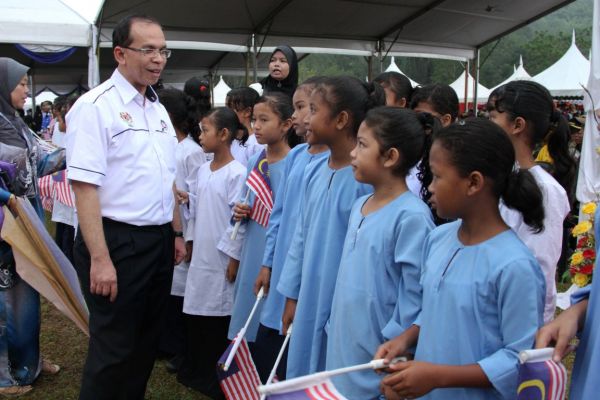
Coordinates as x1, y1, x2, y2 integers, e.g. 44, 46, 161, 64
571, 29, 576, 46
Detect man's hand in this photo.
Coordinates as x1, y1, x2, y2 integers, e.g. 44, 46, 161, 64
174, 236, 186, 264
184, 241, 193, 263
90, 256, 118, 302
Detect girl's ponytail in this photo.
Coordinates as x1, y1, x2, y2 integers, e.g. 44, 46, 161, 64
362, 81, 386, 112
503, 168, 545, 233
237, 119, 249, 145
546, 110, 576, 202
415, 112, 441, 203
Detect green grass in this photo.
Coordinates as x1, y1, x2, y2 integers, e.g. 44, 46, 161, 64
20, 216, 209, 399
20, 299, 209, 400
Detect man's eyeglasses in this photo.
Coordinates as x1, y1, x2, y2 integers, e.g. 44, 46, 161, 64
122, 47, 172, 59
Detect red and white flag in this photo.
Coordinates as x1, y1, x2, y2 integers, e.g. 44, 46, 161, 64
217, 336, 261, 400
247, 150, 273, 227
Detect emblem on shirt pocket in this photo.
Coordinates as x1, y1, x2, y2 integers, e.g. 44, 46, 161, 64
160, 120, 168, 132
120, 112, 134, 127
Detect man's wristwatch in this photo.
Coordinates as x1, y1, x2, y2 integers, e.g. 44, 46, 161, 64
174, 231, 184, 238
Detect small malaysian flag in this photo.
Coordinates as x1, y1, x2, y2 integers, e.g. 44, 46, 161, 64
517, 349, 567, 400
264, 379, 347, 400
247, 150, 273, 227
52, 170, 75, 207
38, 174, 54, 199
217, 337, 261, 400
38, 174, 55, 212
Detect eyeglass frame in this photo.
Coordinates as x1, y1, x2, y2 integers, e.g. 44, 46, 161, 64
121, 46, 172, 59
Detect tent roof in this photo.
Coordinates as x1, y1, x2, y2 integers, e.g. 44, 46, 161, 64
99, 0, 574, 61
491, 55, 532, 90
532, 31, 590, 96
0, 0, 103, 47
384, 57, 420, 87
0, 0, 576, 91
450, 72, 491, 102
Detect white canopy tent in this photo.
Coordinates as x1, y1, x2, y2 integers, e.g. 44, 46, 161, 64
576, 0, 600, 205
532, 31, 590, 97
384, 57, 420, 87
491, 55, 532, 91
449, 72, 491, 104
0, 0, 104, 90
213, 76, 233, 107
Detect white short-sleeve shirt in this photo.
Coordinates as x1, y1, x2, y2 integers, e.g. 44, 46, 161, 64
66, 69, 177, 226
500, 165, 570, 323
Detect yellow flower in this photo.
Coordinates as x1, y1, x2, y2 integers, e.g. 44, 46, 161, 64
582, 202, 598, 215
573, 273, 591, 287
572, 220, 593, 237
571, 251, 585, 265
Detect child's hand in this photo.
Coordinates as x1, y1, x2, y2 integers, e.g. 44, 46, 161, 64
536, 299, 587, 361
374, 333, 412, 365
254, 266, 271, 296
381, 361, 438, 399
232, 202, 251, 221
282, 298, 297, 335
226, 259, 240, 283
176, 190, 189, 205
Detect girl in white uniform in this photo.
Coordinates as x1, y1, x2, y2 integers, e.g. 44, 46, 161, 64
177, 107, 246, 399
488, 81, 573, 324
157, 88, 208, 371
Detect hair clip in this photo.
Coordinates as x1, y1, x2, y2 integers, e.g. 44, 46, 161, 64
458, 119, 466, 126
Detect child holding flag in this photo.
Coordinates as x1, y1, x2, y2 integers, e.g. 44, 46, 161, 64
326, 107, 435, 399
376, 119, 545, 400
277, 76, 384, 378
219, 92, 293, 345
252, 77, 329, 381
177, 108, 246, 399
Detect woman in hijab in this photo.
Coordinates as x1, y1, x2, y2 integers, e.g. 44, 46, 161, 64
0, 57, 64, 396
260, 45, 299, 98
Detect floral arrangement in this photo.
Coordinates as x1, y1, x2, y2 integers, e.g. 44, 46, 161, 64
570, 202, 597, 287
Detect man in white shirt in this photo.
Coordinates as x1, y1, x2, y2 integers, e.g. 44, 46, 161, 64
66, 15, 185, 400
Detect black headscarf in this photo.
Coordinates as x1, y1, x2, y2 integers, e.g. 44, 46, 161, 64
260, 45, 298, 98
0, 58, 29, 148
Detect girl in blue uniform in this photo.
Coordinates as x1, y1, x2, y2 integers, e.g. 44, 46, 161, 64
251, 77, 329, 381
277, 76, 385, 378
326, 107, 435, 399
376, 118, 546, 400
219, 92, 293, 345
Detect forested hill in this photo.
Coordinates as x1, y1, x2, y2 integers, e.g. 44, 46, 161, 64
297, 0, 593, 88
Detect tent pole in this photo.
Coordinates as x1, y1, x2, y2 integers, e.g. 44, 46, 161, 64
252, 33, 258, 83
463, 60, 469, 115
474, 49, 480, 116
245, 36, 251, 85
377, 40, 384, 73
31, 71, 37, 112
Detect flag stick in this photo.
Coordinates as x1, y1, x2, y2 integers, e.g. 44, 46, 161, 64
258, 357, 406, 395
259, 324, 293, 400
222, 287, 265, 371
230, 190, 251, 240
518, 348, 556, 364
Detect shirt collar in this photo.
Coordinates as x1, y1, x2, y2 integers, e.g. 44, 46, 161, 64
111, 69, 159, 105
